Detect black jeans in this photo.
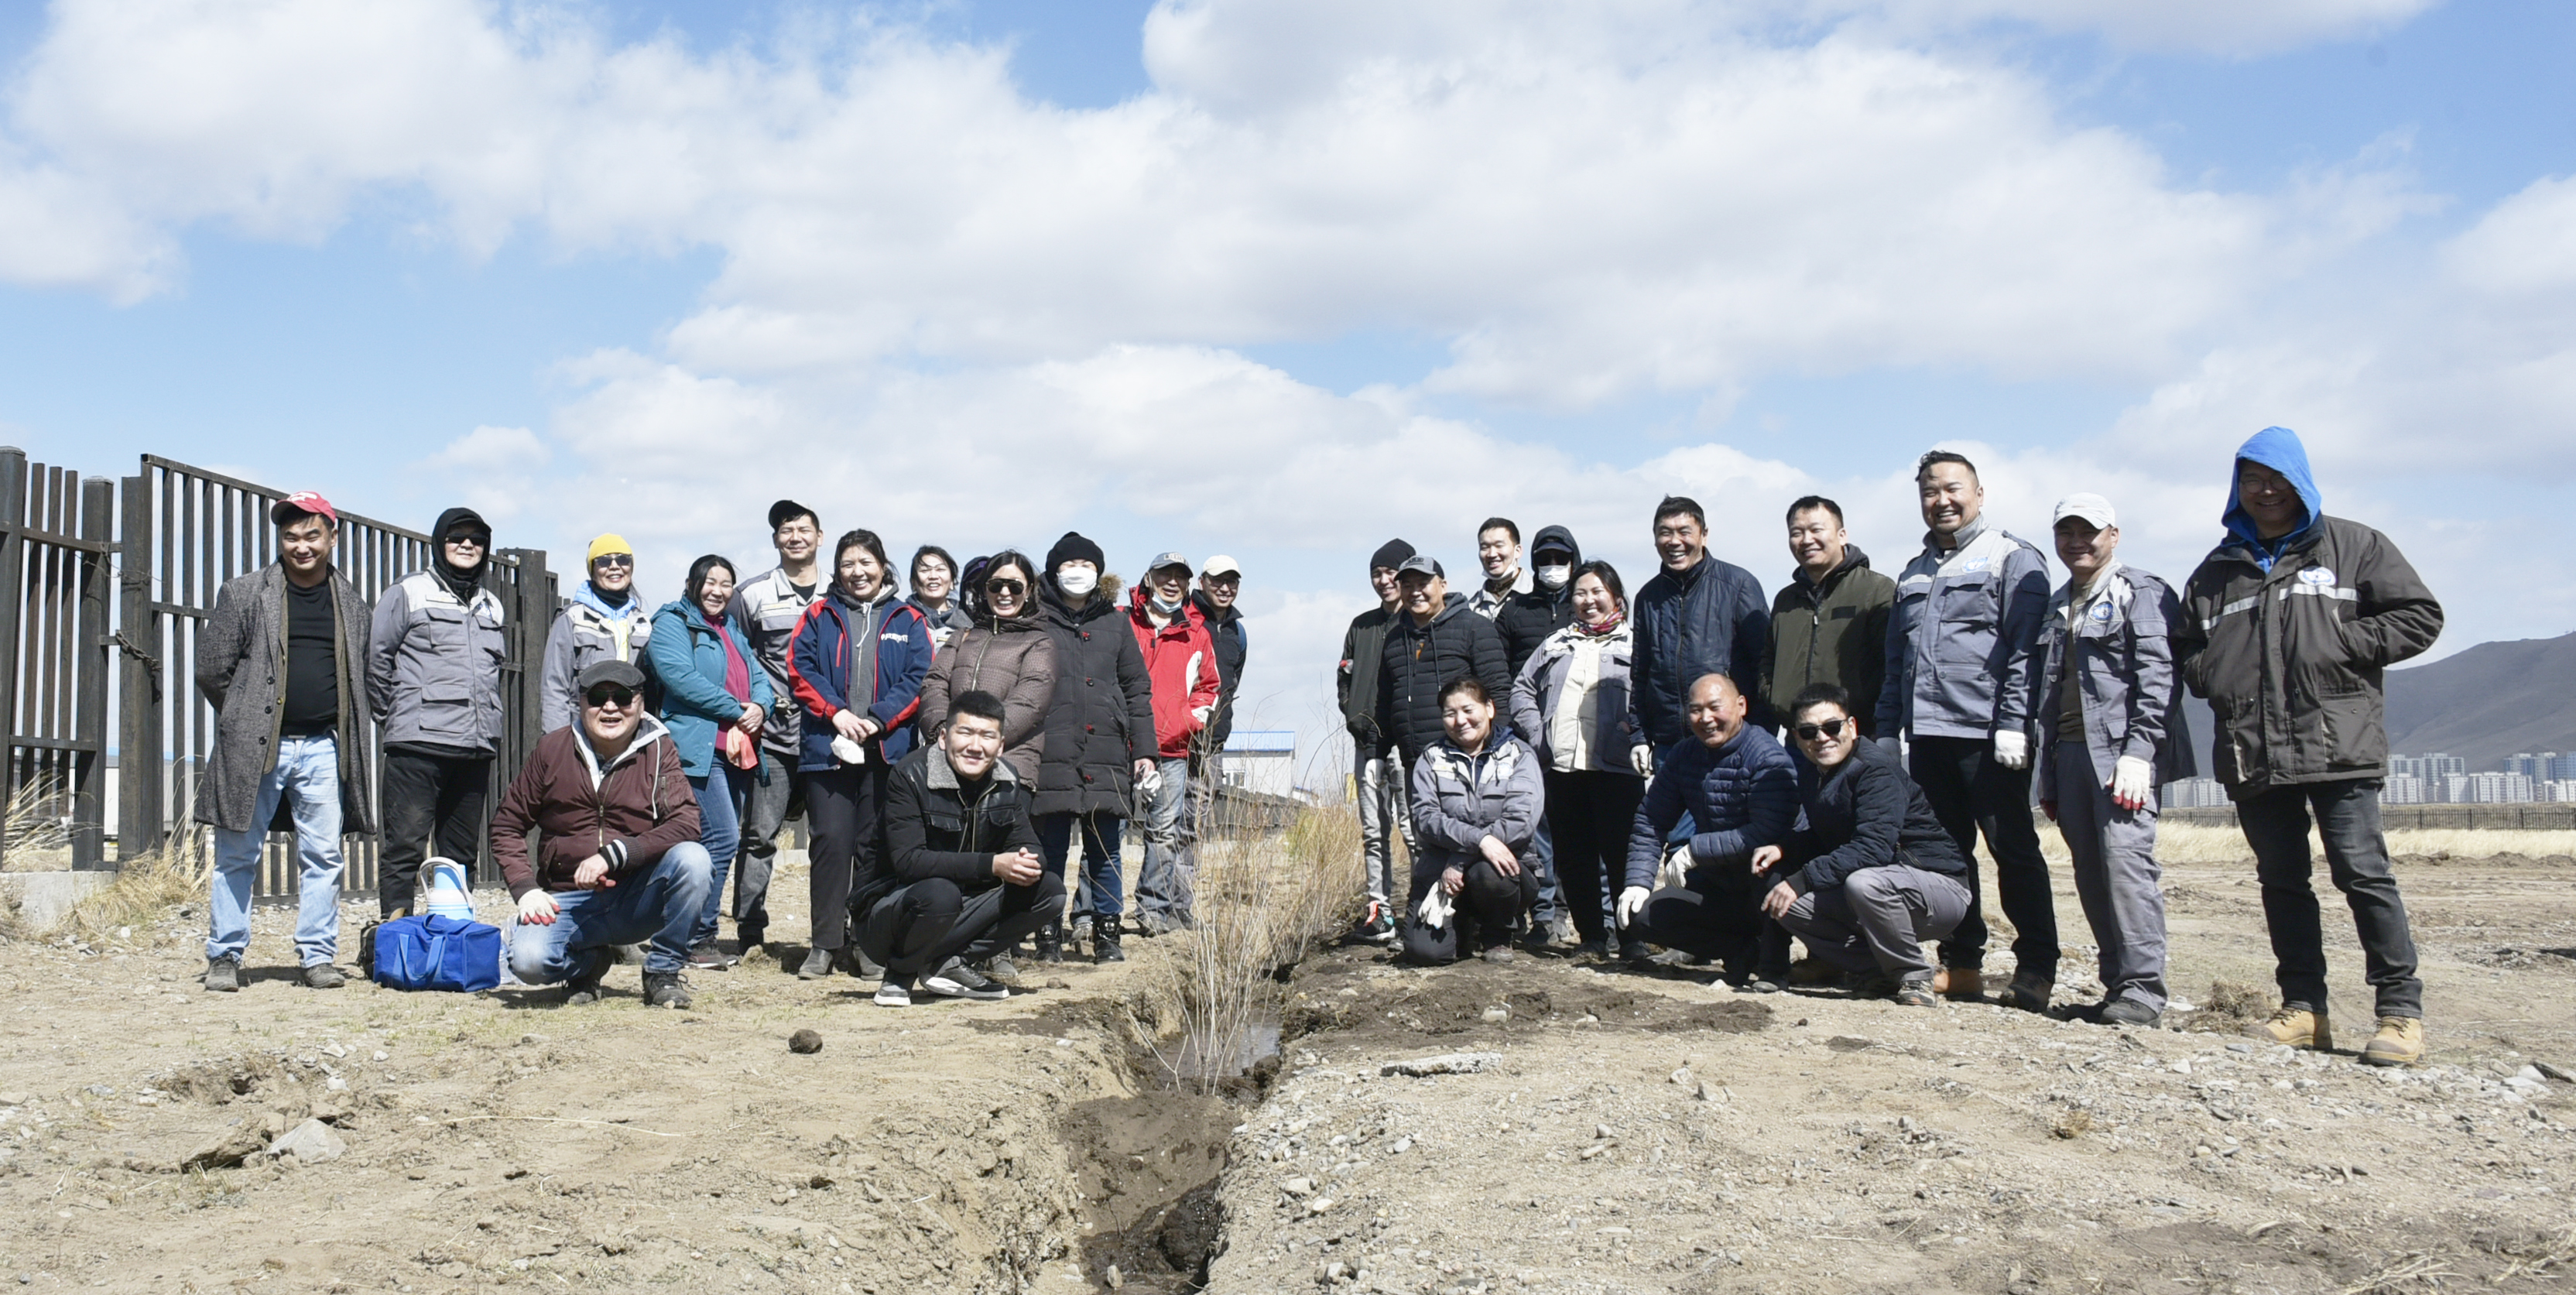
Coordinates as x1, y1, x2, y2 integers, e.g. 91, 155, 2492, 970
378, 749, 492, 916
859, 872, 1070, 981
1635, 866, 1768, 978
1399, 854, 1537, 964
804, 763, 886, 951
2236, 778, 2422, 1019
1910, 735, 2057, 978
1541, 769, 1643, 946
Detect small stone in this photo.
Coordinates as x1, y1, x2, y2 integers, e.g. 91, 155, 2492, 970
1046, 978, 1072, 989
1595, 1124, 1614, 1139
1694, 1081, 1719, 1103
372, 1052, 389, 1063
2537, 1060, 2576, 1083
2171, 1059, 2193, 1075
1578, 1144, 1608, 1160
1481, 1006, 1509, 1023
516, 1033, 547, 1047
1283, 1177, 1316, 1197
1055, 1038, 1074, 1048
1389, 1137, 1411, 1155
265, 1119, 347, 1165
0, 1094, 26, 1108
1307, 1197, 1337, 1214
789, 1029, 824, 1055
1104, 1263, 1122, 1289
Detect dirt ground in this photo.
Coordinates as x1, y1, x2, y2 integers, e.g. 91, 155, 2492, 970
2, 841, 2571, 1294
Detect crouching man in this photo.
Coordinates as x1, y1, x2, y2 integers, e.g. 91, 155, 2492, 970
495, 660, 711, 1009
1752, 684, 1974, 1006
1615, 673, 1798, 987
863, 690, 1067, 1006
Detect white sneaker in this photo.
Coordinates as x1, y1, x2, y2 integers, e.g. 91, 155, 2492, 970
873, 980, 912, 1008
921, 959, 1009, 1001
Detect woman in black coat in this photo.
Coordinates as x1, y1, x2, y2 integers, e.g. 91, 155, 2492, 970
1030, 532, 1156, 964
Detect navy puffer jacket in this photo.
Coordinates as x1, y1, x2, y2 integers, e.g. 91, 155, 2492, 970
1628, 554, 1772, 748
1623, 725, 1798, 890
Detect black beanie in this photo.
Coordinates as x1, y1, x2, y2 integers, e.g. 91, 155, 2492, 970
1369, 539, 1416, 573
1046, 531, 1107, 574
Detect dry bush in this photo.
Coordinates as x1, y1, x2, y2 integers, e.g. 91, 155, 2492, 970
1151, 773, 1366, 1093
2179, 978, 2273, 1033
0, 776, 74, 871
60, 827, 213, 942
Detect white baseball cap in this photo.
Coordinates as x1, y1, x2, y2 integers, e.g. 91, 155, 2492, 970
1201, 554, 1242, 579
2052, 492, 2117, 529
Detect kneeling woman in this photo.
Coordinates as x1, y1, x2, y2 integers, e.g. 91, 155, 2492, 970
1403, 678, 1543, 964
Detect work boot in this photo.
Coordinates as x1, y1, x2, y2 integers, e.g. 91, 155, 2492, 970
565, 950, 613, 1006
1893, 976, 1938, 1009
642, 971, 694, 1009
1932, 966, 1984, 1000
1034, 923, 1065, 964
2359, 1016, 2424, 1067
2244, 1005, 2331, 1051
2001, 971, 2053, 1014
796, 947, 834, 980
204, 956, 242, 993
735, 923, 766, 955
301, 963, 346, 990
2096, 999, 2163, 1028
1093, 934, 1126, 964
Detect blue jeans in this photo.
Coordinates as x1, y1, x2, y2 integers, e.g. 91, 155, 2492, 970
1038, 811, 1124, 927
687, 766, 752, 947
1136, 756, 1197, 923
508, 843, 713, 981
207, 734, 344, 967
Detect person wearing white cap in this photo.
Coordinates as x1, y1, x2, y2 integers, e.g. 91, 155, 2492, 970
2033, 492, 2197, 1027
1128, 550, 1223, 933
1189, 555, 1248, 757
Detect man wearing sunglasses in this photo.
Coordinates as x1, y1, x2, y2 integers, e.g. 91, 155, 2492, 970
495, 659, 710, 1009
1615, 673, 1798, 985
369, 506, 508, 916
1752, 683, 1974, 1006
539, 533, 656, 734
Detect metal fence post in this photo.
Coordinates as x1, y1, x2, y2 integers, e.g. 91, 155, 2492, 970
0, 448, 24, 860
118, 473, 161, 860
71, 475, 113, 868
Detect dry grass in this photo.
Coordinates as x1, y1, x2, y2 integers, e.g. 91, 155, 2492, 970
0, 776, 73, 871
1146, 773, 1366, 1094
2037, 821, 2576, 867
60, 827, 211, 942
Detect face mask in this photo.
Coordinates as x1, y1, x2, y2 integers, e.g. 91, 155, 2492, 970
1536, 564, 1571, 591
1152, 593, 1184, 615
1057, 567, 1098, 598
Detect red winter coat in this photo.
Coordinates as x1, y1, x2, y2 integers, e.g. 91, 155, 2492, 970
1128, 588, 1222, 759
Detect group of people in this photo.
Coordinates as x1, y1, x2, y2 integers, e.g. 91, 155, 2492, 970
1338, 426, 2438, 1066
195, 496, 1248, 1009
192, 423, 2438, 1064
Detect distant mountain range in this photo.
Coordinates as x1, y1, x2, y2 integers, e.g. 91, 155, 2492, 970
2170, 630, 2576, 776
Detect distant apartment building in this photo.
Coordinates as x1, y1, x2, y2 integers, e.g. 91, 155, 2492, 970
2504, 752, 2576, 782
2543, 780, 2576, 803
2446, 772, 2535, 804
2380, 774, 2430, 805
2387, 752, 2466, 782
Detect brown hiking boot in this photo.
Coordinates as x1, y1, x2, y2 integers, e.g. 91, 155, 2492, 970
2359, 1016, 2424, 1067
2245, 1006, 2331, 1051
1932, 967, 1984, 1000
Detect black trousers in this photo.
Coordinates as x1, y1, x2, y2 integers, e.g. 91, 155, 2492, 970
1634, 865, 1769, 978
804, 763, 886, 951
1541, 769, 1643, 946
1399, 854, 1538, 964
1909, 735, 2057, 977
859, 872, 1069, 980
2236, 778, 2422, 1019
379, 749, 492, 917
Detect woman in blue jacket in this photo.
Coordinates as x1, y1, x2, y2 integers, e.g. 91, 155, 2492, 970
649, 555, 774, 968
787, 529, 936, 981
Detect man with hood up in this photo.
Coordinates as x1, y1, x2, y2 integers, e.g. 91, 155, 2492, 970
539, 533, 655, 733
2174, 427, 2442, 1067
369, 505, 507, 916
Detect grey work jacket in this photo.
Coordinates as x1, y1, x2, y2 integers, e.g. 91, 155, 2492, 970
368, 570, 508, 753
539, 598, 654, 733
2031, 564, 2198, 794
1879, 520, 2053, 742
728, 566, 820, 759
1406, 731, 1545, 877
194, 564, 376, 834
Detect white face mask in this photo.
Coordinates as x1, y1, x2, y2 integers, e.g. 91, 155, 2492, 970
1536, 564, 1572, 591
1057, 566, 1098, 598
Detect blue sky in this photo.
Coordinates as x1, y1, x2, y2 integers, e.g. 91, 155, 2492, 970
2, 0, 2570, 772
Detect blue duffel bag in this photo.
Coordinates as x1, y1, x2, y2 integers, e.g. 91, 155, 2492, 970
372, 913, 504, 992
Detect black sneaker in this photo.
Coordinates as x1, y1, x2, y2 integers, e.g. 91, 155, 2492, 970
642, 971, 693, 1009
2002, 971, 2054, 1014
844, 945, 885, 978
204, 956, 241, 993
796, 947, 834, 980
1034, 924, 1066, 964
1093, 934, 1126, 964
301, 963, 347, 989
735, 924, 766, 954
922, 959, 1010, 1001
874, 977, 913, 1008
565, 950, 612, 1005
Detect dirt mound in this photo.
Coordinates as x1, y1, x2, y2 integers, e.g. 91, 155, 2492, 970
1280, 944, 1771, 1048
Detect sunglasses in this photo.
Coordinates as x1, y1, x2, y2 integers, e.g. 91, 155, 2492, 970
584, 686, 639, 709
593, 554, 633, 569
444, 535, 487, 550
1793, 719, 1849, 742
985, 578, 1026, 596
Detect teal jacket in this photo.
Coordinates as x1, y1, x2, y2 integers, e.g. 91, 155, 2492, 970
647, 599, 774, 779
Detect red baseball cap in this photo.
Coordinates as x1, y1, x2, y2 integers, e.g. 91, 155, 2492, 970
270, 492, 337, 526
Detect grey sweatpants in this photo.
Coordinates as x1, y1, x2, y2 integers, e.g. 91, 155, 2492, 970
1778, 865, 1971, 979
2051, 740, 2169, 1012
1355, 741, 1410, 906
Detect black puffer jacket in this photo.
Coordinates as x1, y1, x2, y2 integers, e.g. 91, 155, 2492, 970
1034, 575, 1156, 816
1496, 525, 1580, 676
1377, 593, 1511, 765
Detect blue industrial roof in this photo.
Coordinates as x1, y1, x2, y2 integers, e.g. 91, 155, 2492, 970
1224, 730, 1297, 753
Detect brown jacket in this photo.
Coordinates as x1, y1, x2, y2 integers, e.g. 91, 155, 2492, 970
916, 612, 1057, 783
490, 717, 701, 899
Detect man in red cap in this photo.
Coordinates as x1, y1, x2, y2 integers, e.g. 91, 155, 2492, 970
197, 492, 376, 992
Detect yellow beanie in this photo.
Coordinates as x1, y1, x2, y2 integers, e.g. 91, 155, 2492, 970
587, 533, 633, 566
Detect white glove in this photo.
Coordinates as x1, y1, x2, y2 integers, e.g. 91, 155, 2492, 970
2112, 755, 2153, 807
1873, 735, 1902, 759
1630, 745, 1656, 778
1191, 705, 1213, 725
1615, 886, 1651, 930
1992, 730, 2029, 770
1416, 889, 1453, 930
1136, 763, 1163, 795
1658, 844, 1693, 890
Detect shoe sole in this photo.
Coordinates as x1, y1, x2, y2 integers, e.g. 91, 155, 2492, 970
874, 993, 910, 1008
921, 979, 1009, 1001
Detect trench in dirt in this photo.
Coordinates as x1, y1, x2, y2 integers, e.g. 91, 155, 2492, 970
994, 944, 1772, 1293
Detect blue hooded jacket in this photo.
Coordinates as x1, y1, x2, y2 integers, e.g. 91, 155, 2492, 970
2221, 426, 2323, 571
